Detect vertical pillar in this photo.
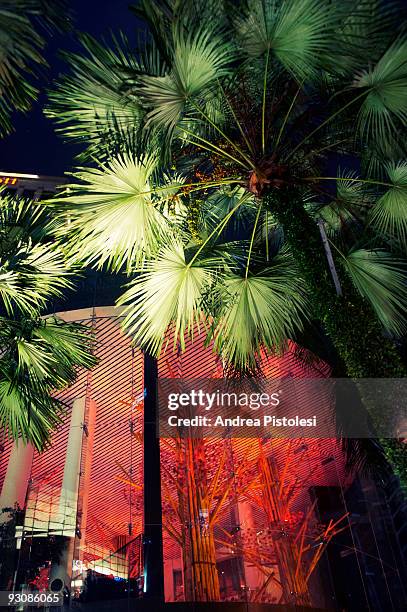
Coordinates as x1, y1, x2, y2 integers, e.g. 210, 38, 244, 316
77, 399, 97, 547
143, 353, 164, 600
50, 397, 86, 592
0, 441, 34, 524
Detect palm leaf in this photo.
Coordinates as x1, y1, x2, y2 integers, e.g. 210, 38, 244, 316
33, 317, 97, 386
0, 269, 35, 315
0, 0, 69, 136
0, 196, 75, 315
141, 23, 235, 130
0, 378, 64, 450
49, 153, 171, 272
200, 187, 257, 234
0, 316, 96, 389
212, 250, 309, 370
369, 161, 407, 247
237, 0, 349, 81
17, 0, 71, 32
342, 248, 407, 336
340, 0, 398, 65
355, 38, 407, 147
0, 246, 74, 314
0, 316, 95, 450
46, 33, 141, 159
118, 241, 219, 354
313, 171, 371, 234
16, 337, 57, 380
0, 8, 43, 135
22, 243, 75, 300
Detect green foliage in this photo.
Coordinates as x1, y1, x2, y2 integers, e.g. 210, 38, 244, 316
118, 241, 217, 353
0, 317, 95, 450
140, 23, 236, 131
237, 0, 350, 80
267, 190, 406, 379
0, 0, 70, 136
355, 38, 407, 148
369, 161, 407, 247
49, 153, 171, 272
0, 193, 96, 449
342, 249, 407, 336
212, 252, 309, 370
46, 33, 142, 161
0, 195, 74, 315
46, 0, 407, 478
47, 0, 407, 369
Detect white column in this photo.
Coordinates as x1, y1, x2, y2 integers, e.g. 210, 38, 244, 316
0, 441, 34, 524
50, 397, 86, 591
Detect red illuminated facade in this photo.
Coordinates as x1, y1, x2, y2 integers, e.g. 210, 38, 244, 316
1, 307, 405, 610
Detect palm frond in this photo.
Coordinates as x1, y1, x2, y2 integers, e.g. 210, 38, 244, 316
342, 248, 407, 336
118, 241, 220, 354
0, 316, 96, 449
0, 9, 43, 135
237, 0, 348, 81
0, 196, 75, 315
16, 337, 57, 380
49, 153, 171, 272
200, 187, 257, 234
355, 38, 407, 147
0, 268, 40, 316
212, 249, 309, 370
340, 0, 399, 66
33, 317, 97, 383
362, 136, 407, 180
0, 316, 96, 388
313, 171, 371, 234
156, 172, 188, 220
0, 0, 70, 136
369, 161, 407, 247
20, 242, 75, 301
46, 33, 142, 159
141, 23, 235, 130
0, 378, 64, 450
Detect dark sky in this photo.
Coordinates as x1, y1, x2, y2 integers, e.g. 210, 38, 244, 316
0, 0, 142, 177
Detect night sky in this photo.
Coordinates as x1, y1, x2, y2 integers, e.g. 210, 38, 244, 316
0, 0, 142, 177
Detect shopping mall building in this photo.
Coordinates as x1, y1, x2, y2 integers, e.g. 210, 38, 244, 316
0, 173, 406, 611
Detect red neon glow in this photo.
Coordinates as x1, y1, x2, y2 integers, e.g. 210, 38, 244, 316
0, 316, 351, 606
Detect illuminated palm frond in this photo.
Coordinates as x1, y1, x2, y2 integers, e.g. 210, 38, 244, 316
0, 195, 74, 315
118, 241, 221, 354
212, 250, 309, 370
46, 33, 142, 160
0, 316, 96, 449
49, 153, 172, 272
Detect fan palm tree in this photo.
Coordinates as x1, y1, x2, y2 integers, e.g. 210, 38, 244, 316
0, 193, 96, 449
46, 0, 407, 475
0, 0, 70, 136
